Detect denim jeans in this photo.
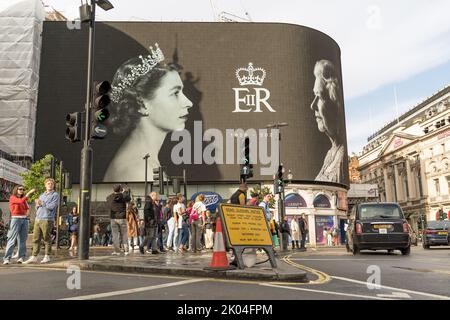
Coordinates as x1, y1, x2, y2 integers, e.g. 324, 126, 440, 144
141, 225, 158, 251
3, 218, 29, 260
111, 219, 129, 253
180, 224, 189, 246
190, 219, 203, 252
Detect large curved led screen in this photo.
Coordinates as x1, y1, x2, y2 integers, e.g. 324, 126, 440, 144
35, 22, 349, 187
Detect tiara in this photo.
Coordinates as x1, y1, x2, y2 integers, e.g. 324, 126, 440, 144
110, 43, 165, 103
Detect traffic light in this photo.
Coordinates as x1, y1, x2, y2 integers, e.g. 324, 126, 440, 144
240, 137, 254, 182
274, 164, 284, 194
437, 209, 447, 220
136, 197, 142, 209
91, 80, 111, 139
153, 166, 164, 195
65, 112, 82, 142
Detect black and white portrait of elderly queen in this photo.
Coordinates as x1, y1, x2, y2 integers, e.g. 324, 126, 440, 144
103, 43, 193, 182
310, 59, 345, 184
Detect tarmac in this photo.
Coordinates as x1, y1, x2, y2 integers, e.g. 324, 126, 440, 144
2, 246, 309, 282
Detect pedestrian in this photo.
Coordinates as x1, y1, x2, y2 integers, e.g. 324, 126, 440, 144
290, 216, 300, 250
185, 200, 194, 251
67, 206, 79, 252
269, 211, 279, 249
246, 192, 259, 206
191, 194, 206, 253
92, 223, 101, 246
178, 206, 190, 253
326, 228, 333, 247
332, 226, 339, 246
169, 195, 184, 251
24, 178, 59, 264
126, 201, 139, 251
259, 194, 272, 222
229, 183, 247, 205
3, 185, 36, 265
299, 213, 308, 251
106, 184, 131, 256
204, 210, 214, 249
102, 223, 112, 246
138, 219, 145, 247
280, 216, 291, 251
140, 192, 160, 254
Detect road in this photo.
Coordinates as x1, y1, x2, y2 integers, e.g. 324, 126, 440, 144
0, 246, 448, 301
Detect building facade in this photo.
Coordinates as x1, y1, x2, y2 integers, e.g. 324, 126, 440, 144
358, 86, 450, 231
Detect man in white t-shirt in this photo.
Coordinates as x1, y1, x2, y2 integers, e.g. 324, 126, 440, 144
172, 194, 186, 250
191, 194, 207, 252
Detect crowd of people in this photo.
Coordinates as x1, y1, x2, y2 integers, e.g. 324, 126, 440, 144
2, 180, 313, 265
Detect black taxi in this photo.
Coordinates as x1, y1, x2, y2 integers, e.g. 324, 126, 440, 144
346, 202, 411, 255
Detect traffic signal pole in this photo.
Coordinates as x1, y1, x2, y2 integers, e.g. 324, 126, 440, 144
78, 0, 96, 260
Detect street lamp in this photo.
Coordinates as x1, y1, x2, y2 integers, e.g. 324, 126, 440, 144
143, 153, 150, 196
78, 0, 114, 260
266, 122, 289, 251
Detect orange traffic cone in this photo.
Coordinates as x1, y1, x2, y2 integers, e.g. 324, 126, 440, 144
204, 217, 235, 270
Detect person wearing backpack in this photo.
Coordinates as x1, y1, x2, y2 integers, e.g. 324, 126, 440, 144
229, 183, 247, 205
191, 194, 206, 253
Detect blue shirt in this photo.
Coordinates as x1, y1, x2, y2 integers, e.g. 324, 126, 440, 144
259, 201, 270, 221
36, 190, 59, 221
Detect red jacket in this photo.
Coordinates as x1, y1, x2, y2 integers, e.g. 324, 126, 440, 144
9, 195, 29, 217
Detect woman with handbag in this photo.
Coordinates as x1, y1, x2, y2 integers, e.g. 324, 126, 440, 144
67, 206, 79, 251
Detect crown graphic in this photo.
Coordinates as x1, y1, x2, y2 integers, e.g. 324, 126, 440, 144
235, 62, 266, 86
111, 43, 165, 103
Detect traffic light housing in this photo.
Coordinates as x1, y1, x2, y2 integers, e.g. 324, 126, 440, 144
91, 80, 111, 139
136, 197, 142, 209
437, 209, 447, 220
240, 137, 254, 181
153, 167, 164, 195
274, 164, 284, 194
173, 178, 181, 194
65, 112, 82, 142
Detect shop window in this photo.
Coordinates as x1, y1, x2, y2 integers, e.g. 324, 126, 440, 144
313, 194, 331, 208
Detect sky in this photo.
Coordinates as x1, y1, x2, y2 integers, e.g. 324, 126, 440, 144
4, 0, 450, 155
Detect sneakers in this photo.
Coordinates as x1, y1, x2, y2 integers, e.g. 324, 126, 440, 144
23, 256, 38, 264
124, 251, 130, 256
11, 252, 19, 259
111, 252, 121, 256
3, 259, 10, 265
40, 255, 51, 264
17, 257, 24, 264
139, 246, 145, 254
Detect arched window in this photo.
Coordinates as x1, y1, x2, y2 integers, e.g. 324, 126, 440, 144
285, 193, 307, 208
313, 194, 331, 208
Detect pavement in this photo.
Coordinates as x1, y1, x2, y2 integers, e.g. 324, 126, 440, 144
1, 245, 309, 282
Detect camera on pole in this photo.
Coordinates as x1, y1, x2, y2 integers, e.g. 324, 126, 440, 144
274, 164, 284, 194
91, 80, 111, 139
240, 137, 253, 182
65, 112, 82, 143
153, 166, 164, 195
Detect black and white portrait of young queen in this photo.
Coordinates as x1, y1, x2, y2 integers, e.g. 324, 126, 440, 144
103, 43, 193, 182
310, 59, 345, 184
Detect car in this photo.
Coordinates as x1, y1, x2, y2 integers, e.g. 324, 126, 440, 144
345, 202, 411, 255
422, 220, 450, 249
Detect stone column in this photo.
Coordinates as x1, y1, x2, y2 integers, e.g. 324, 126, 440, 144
383, 167, 392, 202
405, 158, 415, 200
394, 164, 402, 202
420, 158, 428, 197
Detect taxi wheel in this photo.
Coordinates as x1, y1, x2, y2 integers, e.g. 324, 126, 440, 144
401, 246, 411, 256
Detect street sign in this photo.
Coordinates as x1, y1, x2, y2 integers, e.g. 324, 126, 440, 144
218, 203, 277, 269
92, 123, 107, 139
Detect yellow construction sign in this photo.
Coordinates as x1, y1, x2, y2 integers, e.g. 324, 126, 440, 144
220, 204, 273, 246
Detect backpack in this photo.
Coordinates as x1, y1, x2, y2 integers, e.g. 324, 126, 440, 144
229, 189, 246, 205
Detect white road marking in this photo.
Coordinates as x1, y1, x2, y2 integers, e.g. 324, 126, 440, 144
289, 258, 396, 261
377, 292, 411, 299
332, 276, 450, 300
60, 278, 205, 300
260, 283, 393, 300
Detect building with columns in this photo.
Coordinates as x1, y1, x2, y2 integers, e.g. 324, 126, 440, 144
358, 85, 450, 232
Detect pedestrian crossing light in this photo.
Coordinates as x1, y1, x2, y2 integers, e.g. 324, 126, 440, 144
91, 80, 111, 139
65, 112, 82, 143
240, 137, 253, 181
274, 164, 284, 194
136, 197, 142, 209
153, 167, 164, 195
